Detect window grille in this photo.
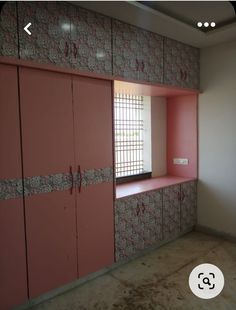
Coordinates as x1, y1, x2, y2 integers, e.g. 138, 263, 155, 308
114, 94, 145, 178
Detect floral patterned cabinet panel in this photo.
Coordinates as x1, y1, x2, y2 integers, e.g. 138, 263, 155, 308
70, 6, 112, 75
164, 37, 200, 89
18, 1, 71, 67
137, 29, 163, 83
0, 2, 18, 58
163, 184, 181, 240
113, 20, 163, 83
180, 181, 197, 232
140, 190, 163, 249
115, 190, 163, 262
115, 195, 142, 261
112, 20, 140, 80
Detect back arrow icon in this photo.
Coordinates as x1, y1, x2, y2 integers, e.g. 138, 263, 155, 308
24, 23, 32, 35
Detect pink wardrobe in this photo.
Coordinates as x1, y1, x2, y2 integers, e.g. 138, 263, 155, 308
0, 64, 28, 310
0, 64, 114, 308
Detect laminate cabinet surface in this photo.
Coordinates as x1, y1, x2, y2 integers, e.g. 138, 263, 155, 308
19, 68, 77, 298
115, 190, 162, 261
113, 20, 163, 83
0, 2, 18, 58
164, 37, 200, 89
0, 64, 28, 309
1, 2, 199, 89
70, 6, 112, 74
181, 180, 197, 232
115, 180, 197, 262
18, 1, 71, 67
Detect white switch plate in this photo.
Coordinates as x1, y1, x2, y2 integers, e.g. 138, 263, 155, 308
173, 158, 189, 165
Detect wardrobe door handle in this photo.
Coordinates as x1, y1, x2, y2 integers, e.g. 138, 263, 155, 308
78, 165, 82, 193
69, 166, 74, 195
65, 41, 69, 57
180, 69, 183, 80
181, 192, 185, 202
73, 43, 77, 58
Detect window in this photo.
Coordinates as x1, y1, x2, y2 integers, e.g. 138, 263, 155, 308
114, 93, 151, 179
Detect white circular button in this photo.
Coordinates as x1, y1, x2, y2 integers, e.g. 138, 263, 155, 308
211, 22, 216, 27
204, 22, 209, 27
189, 263, 224, 299
197, 22, 202, 27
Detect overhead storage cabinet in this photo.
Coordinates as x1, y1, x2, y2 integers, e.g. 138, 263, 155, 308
70, 7, 112, 74
0, 2, 18, 58
164, 37, 200, 89
1, 2, 200, 89
18, 1, 72, 67
18, 2, 112, 74
112, 20, 164, 83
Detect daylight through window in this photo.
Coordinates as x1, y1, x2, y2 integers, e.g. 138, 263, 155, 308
114, 93, 151, 178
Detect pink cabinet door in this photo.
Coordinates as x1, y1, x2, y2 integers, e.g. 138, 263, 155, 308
18, 1, 71, 67
73, 76, 114, 276
164, 37, 200, 89
70, 6, 112, 75
19, 68, 77, 298
0, 2, 18, 58
0, 65, 28, 309
73, 76, 113, 170
77, 183, 114, 277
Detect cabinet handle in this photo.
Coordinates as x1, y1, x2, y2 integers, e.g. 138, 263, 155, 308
136, 204, 140, 216
141, 202, 145, 214
73, 43, 77, 58
65, 41, 69, 57
78, 165, 82, 193
181, 192, 185, 202
180, 69, 183, 80
69, 166, 74, 195
177, 192, 181, 201
141, 61, 145, 72
135, 59, 139, 71
184, 71, 187, 81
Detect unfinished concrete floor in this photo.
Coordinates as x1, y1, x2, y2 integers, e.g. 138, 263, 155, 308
30, 232, 236, 310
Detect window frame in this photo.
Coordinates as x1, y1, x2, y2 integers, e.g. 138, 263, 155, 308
114, 93, 152, 183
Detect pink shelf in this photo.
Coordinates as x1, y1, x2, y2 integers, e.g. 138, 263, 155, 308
116, 175, 197, 199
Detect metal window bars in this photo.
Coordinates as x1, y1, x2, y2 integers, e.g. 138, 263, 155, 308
114, 93, 144, 178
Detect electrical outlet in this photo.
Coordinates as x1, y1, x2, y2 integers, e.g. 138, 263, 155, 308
173, 158, 189, 165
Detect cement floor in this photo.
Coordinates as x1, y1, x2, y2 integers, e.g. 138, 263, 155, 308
31, 232, 236, 310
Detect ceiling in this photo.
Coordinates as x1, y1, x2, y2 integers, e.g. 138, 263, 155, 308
72, 1, 236, 48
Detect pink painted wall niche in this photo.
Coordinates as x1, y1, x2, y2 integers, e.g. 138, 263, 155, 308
167, 94, 198, 178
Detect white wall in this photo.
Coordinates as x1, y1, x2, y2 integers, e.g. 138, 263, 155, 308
151, 97, 167, 177
198, 40, 236, 237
